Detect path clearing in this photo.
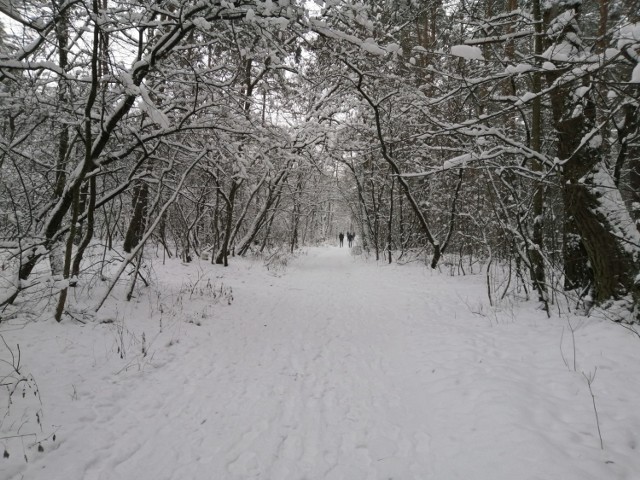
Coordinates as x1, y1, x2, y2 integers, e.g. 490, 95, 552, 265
3, 247, 640, 479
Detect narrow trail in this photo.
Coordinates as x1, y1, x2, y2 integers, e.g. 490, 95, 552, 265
6, 247, 638, 480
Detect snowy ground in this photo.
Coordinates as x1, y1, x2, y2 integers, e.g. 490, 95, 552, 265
2, 246, 640, 479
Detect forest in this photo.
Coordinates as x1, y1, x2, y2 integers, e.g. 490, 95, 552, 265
1, 0, 639, 322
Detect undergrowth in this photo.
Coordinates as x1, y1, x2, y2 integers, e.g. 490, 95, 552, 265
0, 335, 55, 463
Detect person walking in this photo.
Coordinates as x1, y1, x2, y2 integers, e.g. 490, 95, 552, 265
338, 232, 344, 247
347, 232, 353, 247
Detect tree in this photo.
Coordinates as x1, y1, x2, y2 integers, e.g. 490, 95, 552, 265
1, 0, 639, 323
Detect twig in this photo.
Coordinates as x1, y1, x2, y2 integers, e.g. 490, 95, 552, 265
0, 433, 37, 441
559, 327, 570, 371
0, 335, 21, 374
583, 368, 604, 450
619, 323, 640, 340
568, 318, 577, 372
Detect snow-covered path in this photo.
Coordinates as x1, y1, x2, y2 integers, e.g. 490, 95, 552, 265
3, 247, 640, 479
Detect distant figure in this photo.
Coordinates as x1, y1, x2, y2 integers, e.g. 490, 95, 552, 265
338, 232, 344, 247
347, 232, 354, 248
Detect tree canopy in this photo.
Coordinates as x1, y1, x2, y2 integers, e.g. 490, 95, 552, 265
1, 0, 639, 322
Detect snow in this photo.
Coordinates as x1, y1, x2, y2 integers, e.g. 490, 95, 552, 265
632, 63, 640, 83
309, 20, 365, 51
543, 0, 582, 10
588, 134, 603, 149
590, 167, 640, 260
575, 85, 590, 98
442, 153, 473, 169
139, 85, 170, 128
616, 23, 640, 60
546, 10, 578, 38
542, 40, 578, 62
504, 63, 532, 74
604, 48, 619, 60
192, 17, 211, 30
2, 247, 640, 479
450, 45, 484, 61
268, 17, 289, 30
262, 0, 275, 15
360, 38, 386, 56
385, 43, 401, 55
515, 91, 537, 105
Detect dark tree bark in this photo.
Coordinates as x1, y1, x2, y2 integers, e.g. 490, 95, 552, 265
530, 0, 548, 302
387, 173, 394, 264
560, 111, 640, 311
71, 176, 97, 282
123, 181, 149, 253
216, 180, 239, 266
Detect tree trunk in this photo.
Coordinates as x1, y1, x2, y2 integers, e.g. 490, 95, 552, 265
530, 0, 548, 303
123, 181, 149, 253
71, 176, 97, 282
216, 181, 238, 266
387, 174, 394, 264
559, 111, 640, 318
54, 183, 81, 322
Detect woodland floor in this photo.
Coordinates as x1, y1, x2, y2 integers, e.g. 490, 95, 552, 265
2, 246, 640, 479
